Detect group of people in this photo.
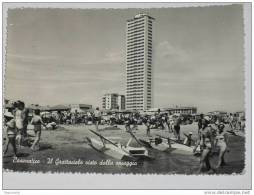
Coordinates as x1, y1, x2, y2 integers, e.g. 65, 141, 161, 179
123, 111, 182, 141
41, 110, 94, 125
192, 114, 232, 173
228, 113, 245, 131
3, 101, 243, 174
113, 110, 241, 173
4, 101, 46, 157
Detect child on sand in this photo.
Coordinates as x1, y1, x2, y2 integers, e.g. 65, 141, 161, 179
4, 112, 17, 157
30, 109, 47, 151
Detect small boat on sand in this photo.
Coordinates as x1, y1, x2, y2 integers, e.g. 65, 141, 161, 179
138, 133, 200, 155
86, 130, 153, 160
86, 137, 132, 160
139, 137, 170, 151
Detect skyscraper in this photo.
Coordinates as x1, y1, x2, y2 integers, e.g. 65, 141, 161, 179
126, 13, 154, 111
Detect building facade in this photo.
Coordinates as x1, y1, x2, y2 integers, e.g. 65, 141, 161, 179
126, 13, 155, 111
164, 106, 197, 115
70, 104, 92, 113
102, 93, 125, 110
117, 95, 126, 110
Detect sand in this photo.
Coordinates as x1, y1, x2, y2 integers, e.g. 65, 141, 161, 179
3, 123, 245, 174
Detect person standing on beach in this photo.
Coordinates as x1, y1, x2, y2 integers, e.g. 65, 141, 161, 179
22, 106, 29, 138
132, 113, 139, 131
214, 122, 229, 169
124, 114, 131, 132
164, 113, 171, 132
198, 114, 204, 135
173, 116, 181, 141
232, 113, 238, 130
4, 112, 17, 157
94, 107, 101, 131
197, 117, 213, 173
15, 101, 25, 148
143, 115, 151, 136
228, 113, 234, 130
30, 109, 47, 151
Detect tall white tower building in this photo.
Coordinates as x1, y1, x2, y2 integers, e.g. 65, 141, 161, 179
126, 13, 154, 111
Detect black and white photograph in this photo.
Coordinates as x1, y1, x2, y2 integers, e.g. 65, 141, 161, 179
2, 2, 252, 190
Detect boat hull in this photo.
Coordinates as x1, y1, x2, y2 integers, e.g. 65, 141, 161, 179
122, 146, 154, 160
86, 137, 132, 160
139, 139, 169, 151
170, 143, 201, 155
139, 138, 200, 155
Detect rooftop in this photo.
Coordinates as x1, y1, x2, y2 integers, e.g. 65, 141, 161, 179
127, 13, 155, 22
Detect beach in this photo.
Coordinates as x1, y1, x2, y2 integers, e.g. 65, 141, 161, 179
3, 123, 245, 174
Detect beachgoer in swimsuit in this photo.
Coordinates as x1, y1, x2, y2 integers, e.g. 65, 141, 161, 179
94, 107, 101, 131
214, 122, 229, 169
173, 116, 181, 141
198, 117, 214, 173
3, 112, 17, 157
15, 101, 25, 148
30, 109, 46, 151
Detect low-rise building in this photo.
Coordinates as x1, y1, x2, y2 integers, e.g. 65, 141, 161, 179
70, 104, 92, 113
102, 93, 125, 110
207, 111, 227, 115
164, 106, 197, 115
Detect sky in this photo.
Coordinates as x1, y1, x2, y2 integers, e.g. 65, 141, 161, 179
4, 5, 245, 113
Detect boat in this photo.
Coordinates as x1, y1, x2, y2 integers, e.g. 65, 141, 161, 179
170, 142, 198, 155
86, 129, 153, 160
138, 137, 170, 151
156, 134, 201, 155
129, 131, 171, 152
137, 133, 201, 155
86, 137, 132, 160
122, 137, 152, 160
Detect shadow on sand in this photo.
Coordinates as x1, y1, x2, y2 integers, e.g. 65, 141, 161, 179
39, 143, 53, 151
17, 152, 30, 157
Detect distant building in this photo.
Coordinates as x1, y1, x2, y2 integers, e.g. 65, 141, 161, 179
70, 104, 92, 113
207, 111, 227, 115
49, 104, 92, 112
164, 106, 197, 115
126, 13, 155, 111
102, 93, 125, 110
117, 95, 126, 110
